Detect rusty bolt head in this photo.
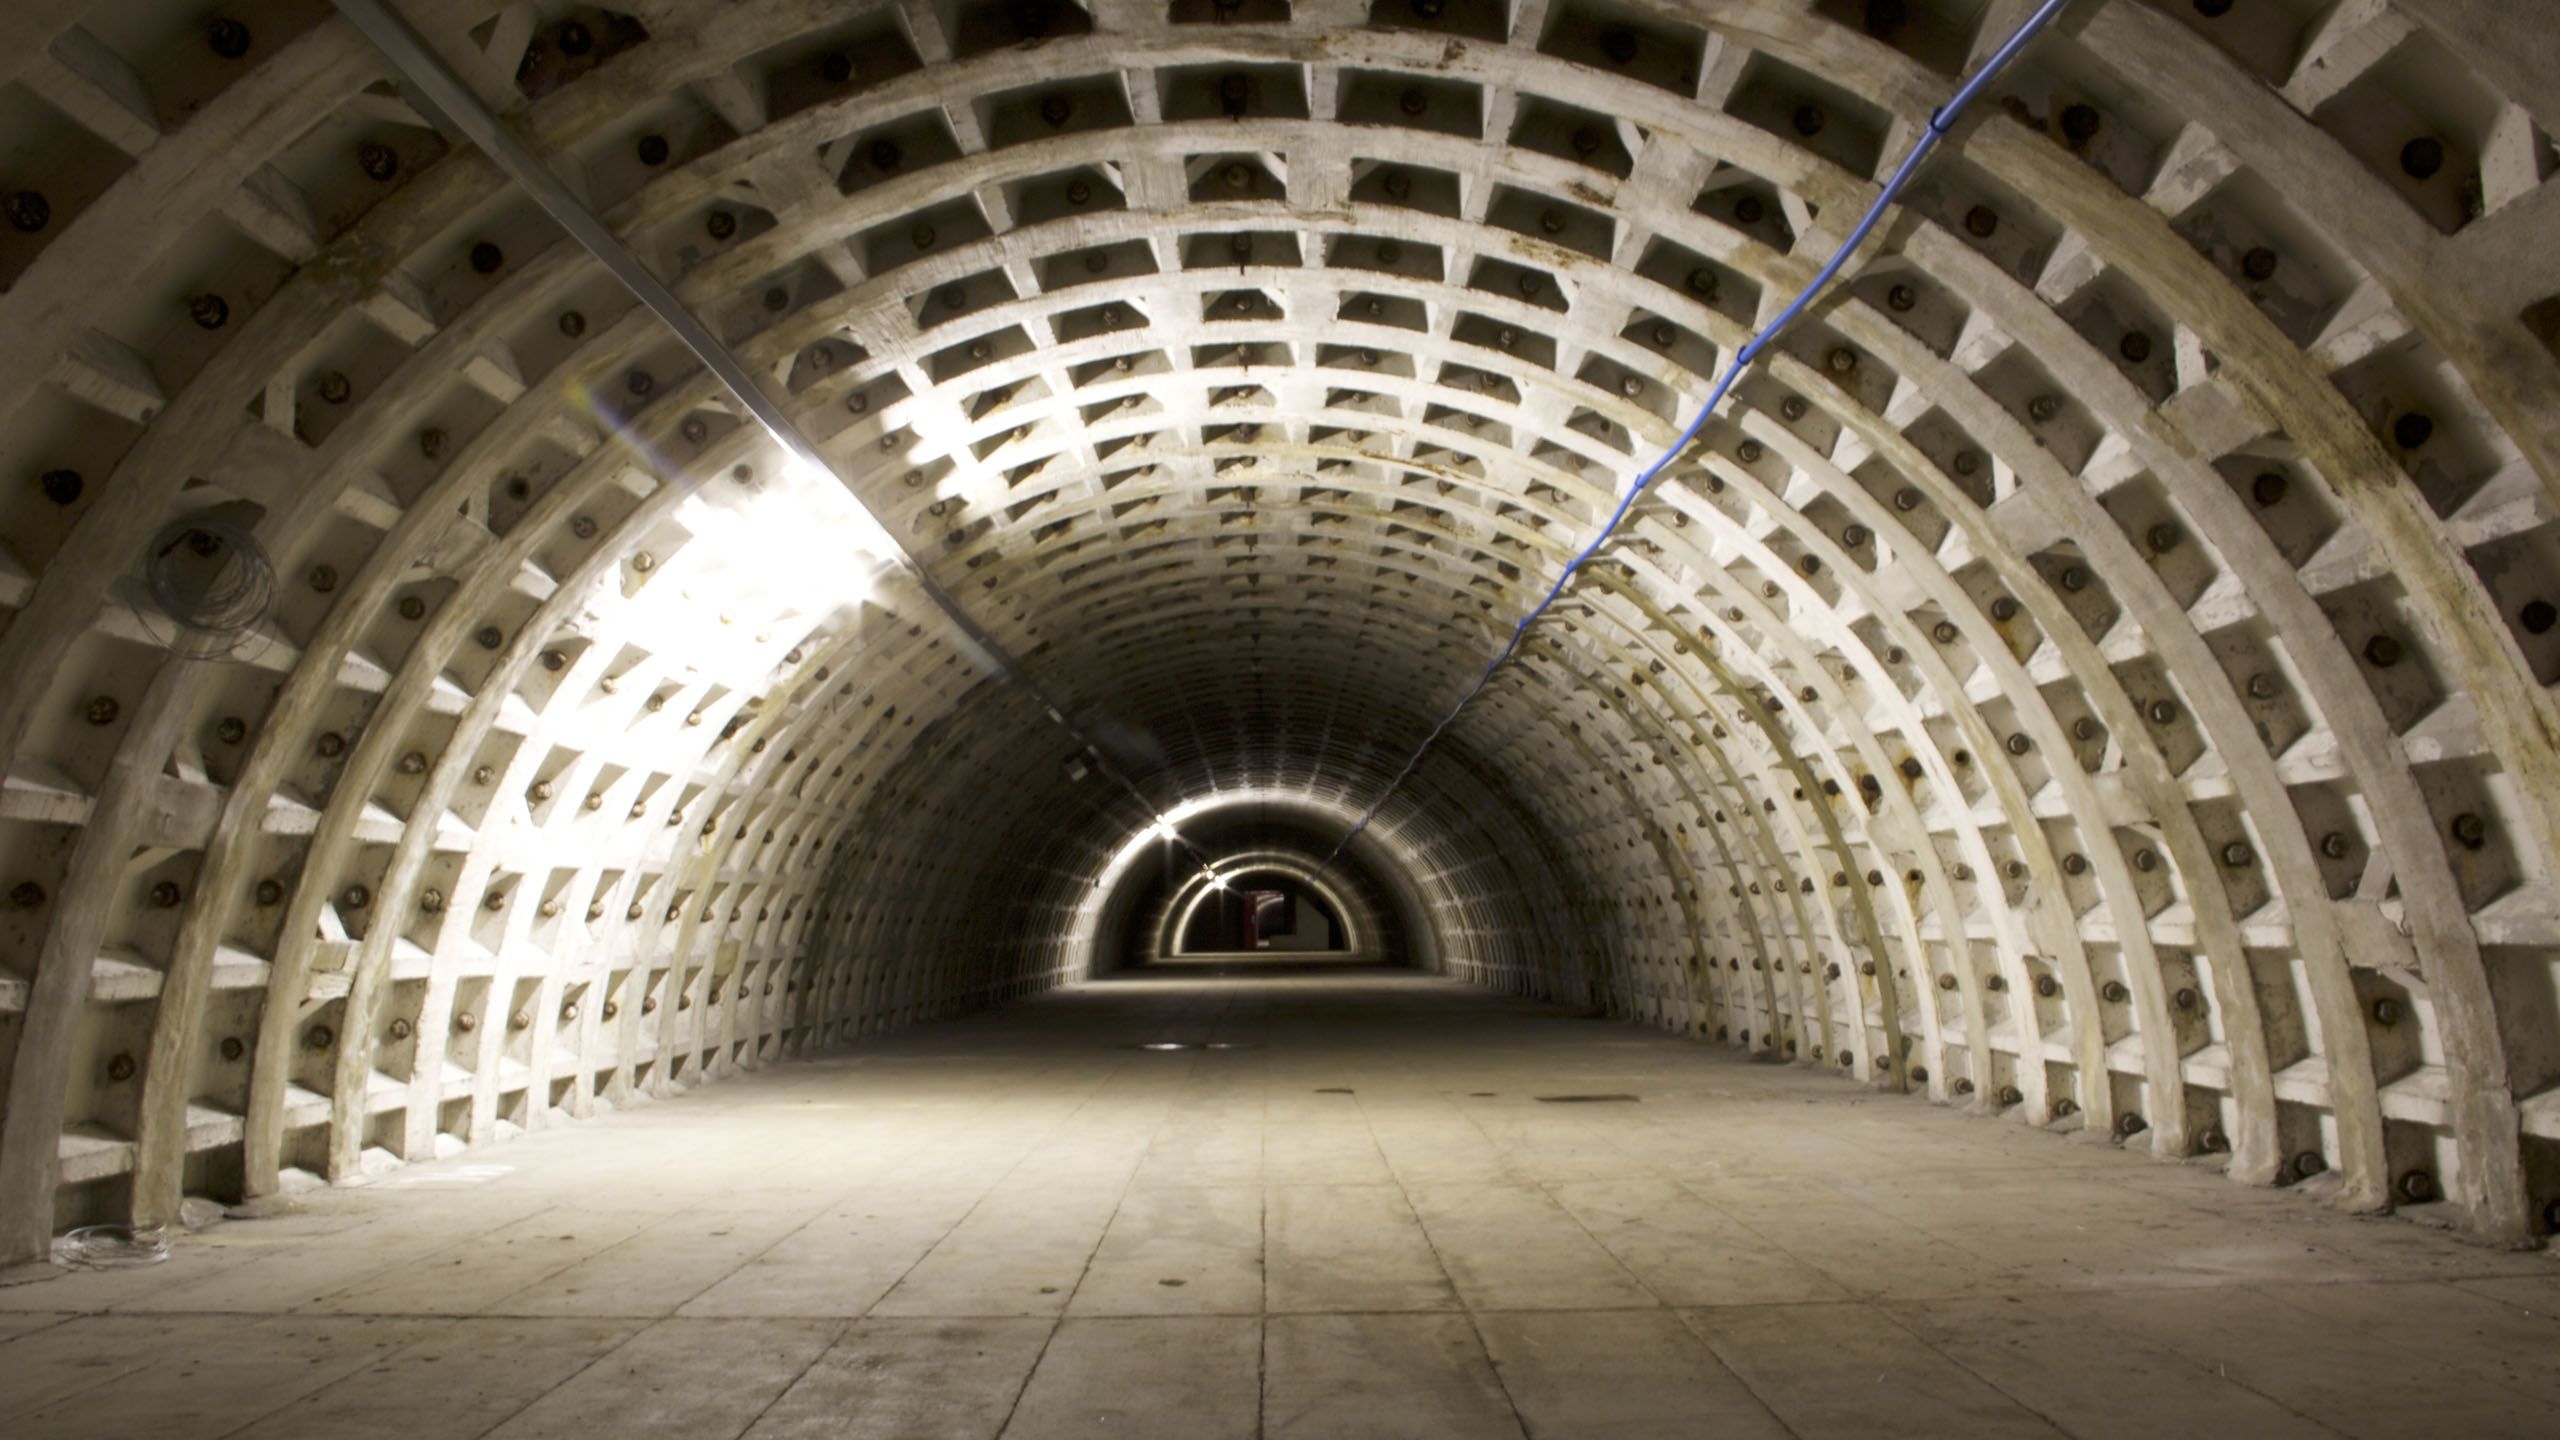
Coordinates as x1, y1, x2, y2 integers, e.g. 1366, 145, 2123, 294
2101, 980, 2130, 1003
220, 1036, 246, 1061
2451, 812, 2488, 850
2035, 974, 2060, 998
149, 881, 182, 908
419, 887, 445, 914
2240, 247, 2278, 281
190, 293, 230, 330
1963, 205, 1999, 238
2321, 830, 2352, 859
455, 1011, 477, 1032
254, 879, 285, 906
2398, 1170, 2438, 1203
85, 695, 121, 726
475, 625, 503, 650
2362, 634, 2403, 667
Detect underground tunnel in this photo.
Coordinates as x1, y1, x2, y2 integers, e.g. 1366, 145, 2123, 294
2, 0, 2559, 1433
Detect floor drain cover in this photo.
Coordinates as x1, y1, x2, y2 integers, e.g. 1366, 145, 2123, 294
1534, 1094, 1640, 1103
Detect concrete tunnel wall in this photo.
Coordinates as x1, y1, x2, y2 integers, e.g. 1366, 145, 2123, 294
1, 0, 2558, 1264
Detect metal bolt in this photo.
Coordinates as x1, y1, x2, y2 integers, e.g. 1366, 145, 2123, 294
3, 189, 51, 232
419, 887, 445, 914
2240, 247, 2278, 281
39, 468, 83, 505
207, 17, 252, 58
255, 879, 284, 906
2321, 830, 2352, 859
149, 881, 182, 908
305, 1025, 335, 1051
85, 695, 120, 726
2451, 812, 2488, 850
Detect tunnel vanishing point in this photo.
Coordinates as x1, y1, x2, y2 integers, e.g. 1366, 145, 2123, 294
1, 0, 2559, 1429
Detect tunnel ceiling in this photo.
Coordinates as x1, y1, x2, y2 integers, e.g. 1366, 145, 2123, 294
2, 0, 2559, 1259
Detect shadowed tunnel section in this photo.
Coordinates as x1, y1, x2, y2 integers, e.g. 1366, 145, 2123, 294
2, 0, 2559, 1270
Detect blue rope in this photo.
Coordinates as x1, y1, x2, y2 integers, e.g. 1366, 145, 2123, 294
1320, 0, 2077, 873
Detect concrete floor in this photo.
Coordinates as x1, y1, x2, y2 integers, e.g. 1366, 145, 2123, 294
4, 965, 2556, 1439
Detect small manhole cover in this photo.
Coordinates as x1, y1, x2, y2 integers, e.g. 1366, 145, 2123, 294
1534, 1094, 1640, 1104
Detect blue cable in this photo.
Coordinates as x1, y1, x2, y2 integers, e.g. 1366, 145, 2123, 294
1320, 0, 2077, 874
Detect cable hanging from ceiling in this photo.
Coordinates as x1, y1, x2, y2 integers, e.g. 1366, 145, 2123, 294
1320, 0, 2080, 874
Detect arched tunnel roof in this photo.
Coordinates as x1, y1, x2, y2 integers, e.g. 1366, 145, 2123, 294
0, 0, 2557, 1259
